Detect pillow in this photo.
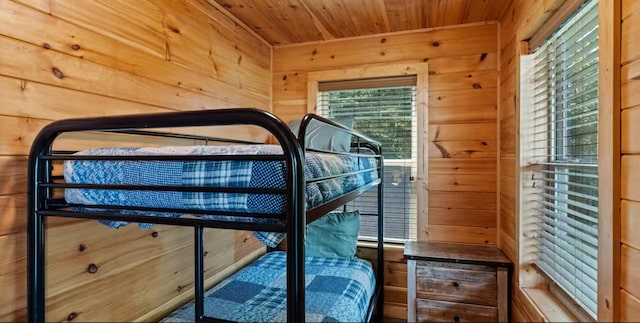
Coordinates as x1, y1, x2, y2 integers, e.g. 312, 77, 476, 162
306, 210, 360, 258
288, 117, 354, 152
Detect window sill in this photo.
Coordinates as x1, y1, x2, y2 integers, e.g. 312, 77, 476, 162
521, 287, 579, 323
357, 240, 405, 248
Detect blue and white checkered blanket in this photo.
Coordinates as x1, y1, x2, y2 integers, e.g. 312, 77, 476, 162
161, 251, 375, 323
63, 145, 377, 246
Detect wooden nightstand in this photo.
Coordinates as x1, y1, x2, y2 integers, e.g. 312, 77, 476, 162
404, 241, 512, 322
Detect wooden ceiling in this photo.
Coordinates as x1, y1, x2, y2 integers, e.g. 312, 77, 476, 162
208, 0, 512, 46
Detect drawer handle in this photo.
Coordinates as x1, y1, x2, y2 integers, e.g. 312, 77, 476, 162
452, 281, 459, 288
453, 315, 460, 322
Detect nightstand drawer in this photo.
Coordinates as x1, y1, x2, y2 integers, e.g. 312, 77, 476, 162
416, 299, 498, 323
415, 261, 497, 306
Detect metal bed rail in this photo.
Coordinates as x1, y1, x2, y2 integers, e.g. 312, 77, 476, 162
27, 108, 384, 322
299, 113, 385, 320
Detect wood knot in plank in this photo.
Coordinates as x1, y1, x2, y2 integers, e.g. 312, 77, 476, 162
473, 83, 482, 89
380, 38, 386, 43
87, 263, 99, 274
282, 75, 287, 81
168, 25, 180, 34
480, 53, 488, 62
78, 244, 86, 252
52, 67, 64, 79
432, 41, 440, 47
151, 231, 159, 238
380, 51, 385, 56
66, 312, 78, 321
311, 49, 318, 55
42, 43, 51, 49
71, 44, 81, 51
433, 141, 450, 158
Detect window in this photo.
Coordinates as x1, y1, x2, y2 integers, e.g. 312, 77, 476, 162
317, 76, 418, 242
520, 0, 599, 318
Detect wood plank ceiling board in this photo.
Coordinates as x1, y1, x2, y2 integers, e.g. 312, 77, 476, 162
465, 0, 492, 23
384, 0, 427, 31
211, 0, 325, 45
442, 0, 470, 26
211, 0, 512, 45
294, 0, 362, 38
301, 0, 390, 38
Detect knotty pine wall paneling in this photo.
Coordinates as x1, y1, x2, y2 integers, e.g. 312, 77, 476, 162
273, 23, 499, 319
356, 245, 408, 319
498, 0, 574, 321
274, 23, 498, 245
621, 0, 640, 320
0, 0, 270, 321
499, 0, 631, 321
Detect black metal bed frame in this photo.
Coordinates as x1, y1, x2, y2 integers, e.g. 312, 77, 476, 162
27, 108, 384, 323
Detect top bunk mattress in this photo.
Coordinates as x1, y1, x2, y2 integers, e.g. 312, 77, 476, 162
63, 144, 378, 226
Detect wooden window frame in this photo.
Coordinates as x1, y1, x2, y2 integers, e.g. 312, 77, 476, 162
516, 1, 621, 321
307, 63, 429, 241
596, 0, 621, 321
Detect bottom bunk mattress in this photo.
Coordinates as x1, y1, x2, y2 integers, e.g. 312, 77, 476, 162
162, 251, 376, 323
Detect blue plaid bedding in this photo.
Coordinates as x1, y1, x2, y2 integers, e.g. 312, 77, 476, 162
161, 251, 375, 323
63, 145, 377, 246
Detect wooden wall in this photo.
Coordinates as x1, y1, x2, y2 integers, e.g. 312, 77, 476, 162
272, 23, 499, 319
497, 0, 566, 321
497, 0, 568, 269
621, 0, 640, 321
356, 245, 408, 319
500, 0, 640, 321
0, 0, 269, 321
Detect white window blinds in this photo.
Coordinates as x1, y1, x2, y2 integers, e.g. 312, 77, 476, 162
317, 77, 417, 241
521, 0, 598, 317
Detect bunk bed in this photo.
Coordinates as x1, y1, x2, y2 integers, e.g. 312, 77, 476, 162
27, 108, 384, 323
